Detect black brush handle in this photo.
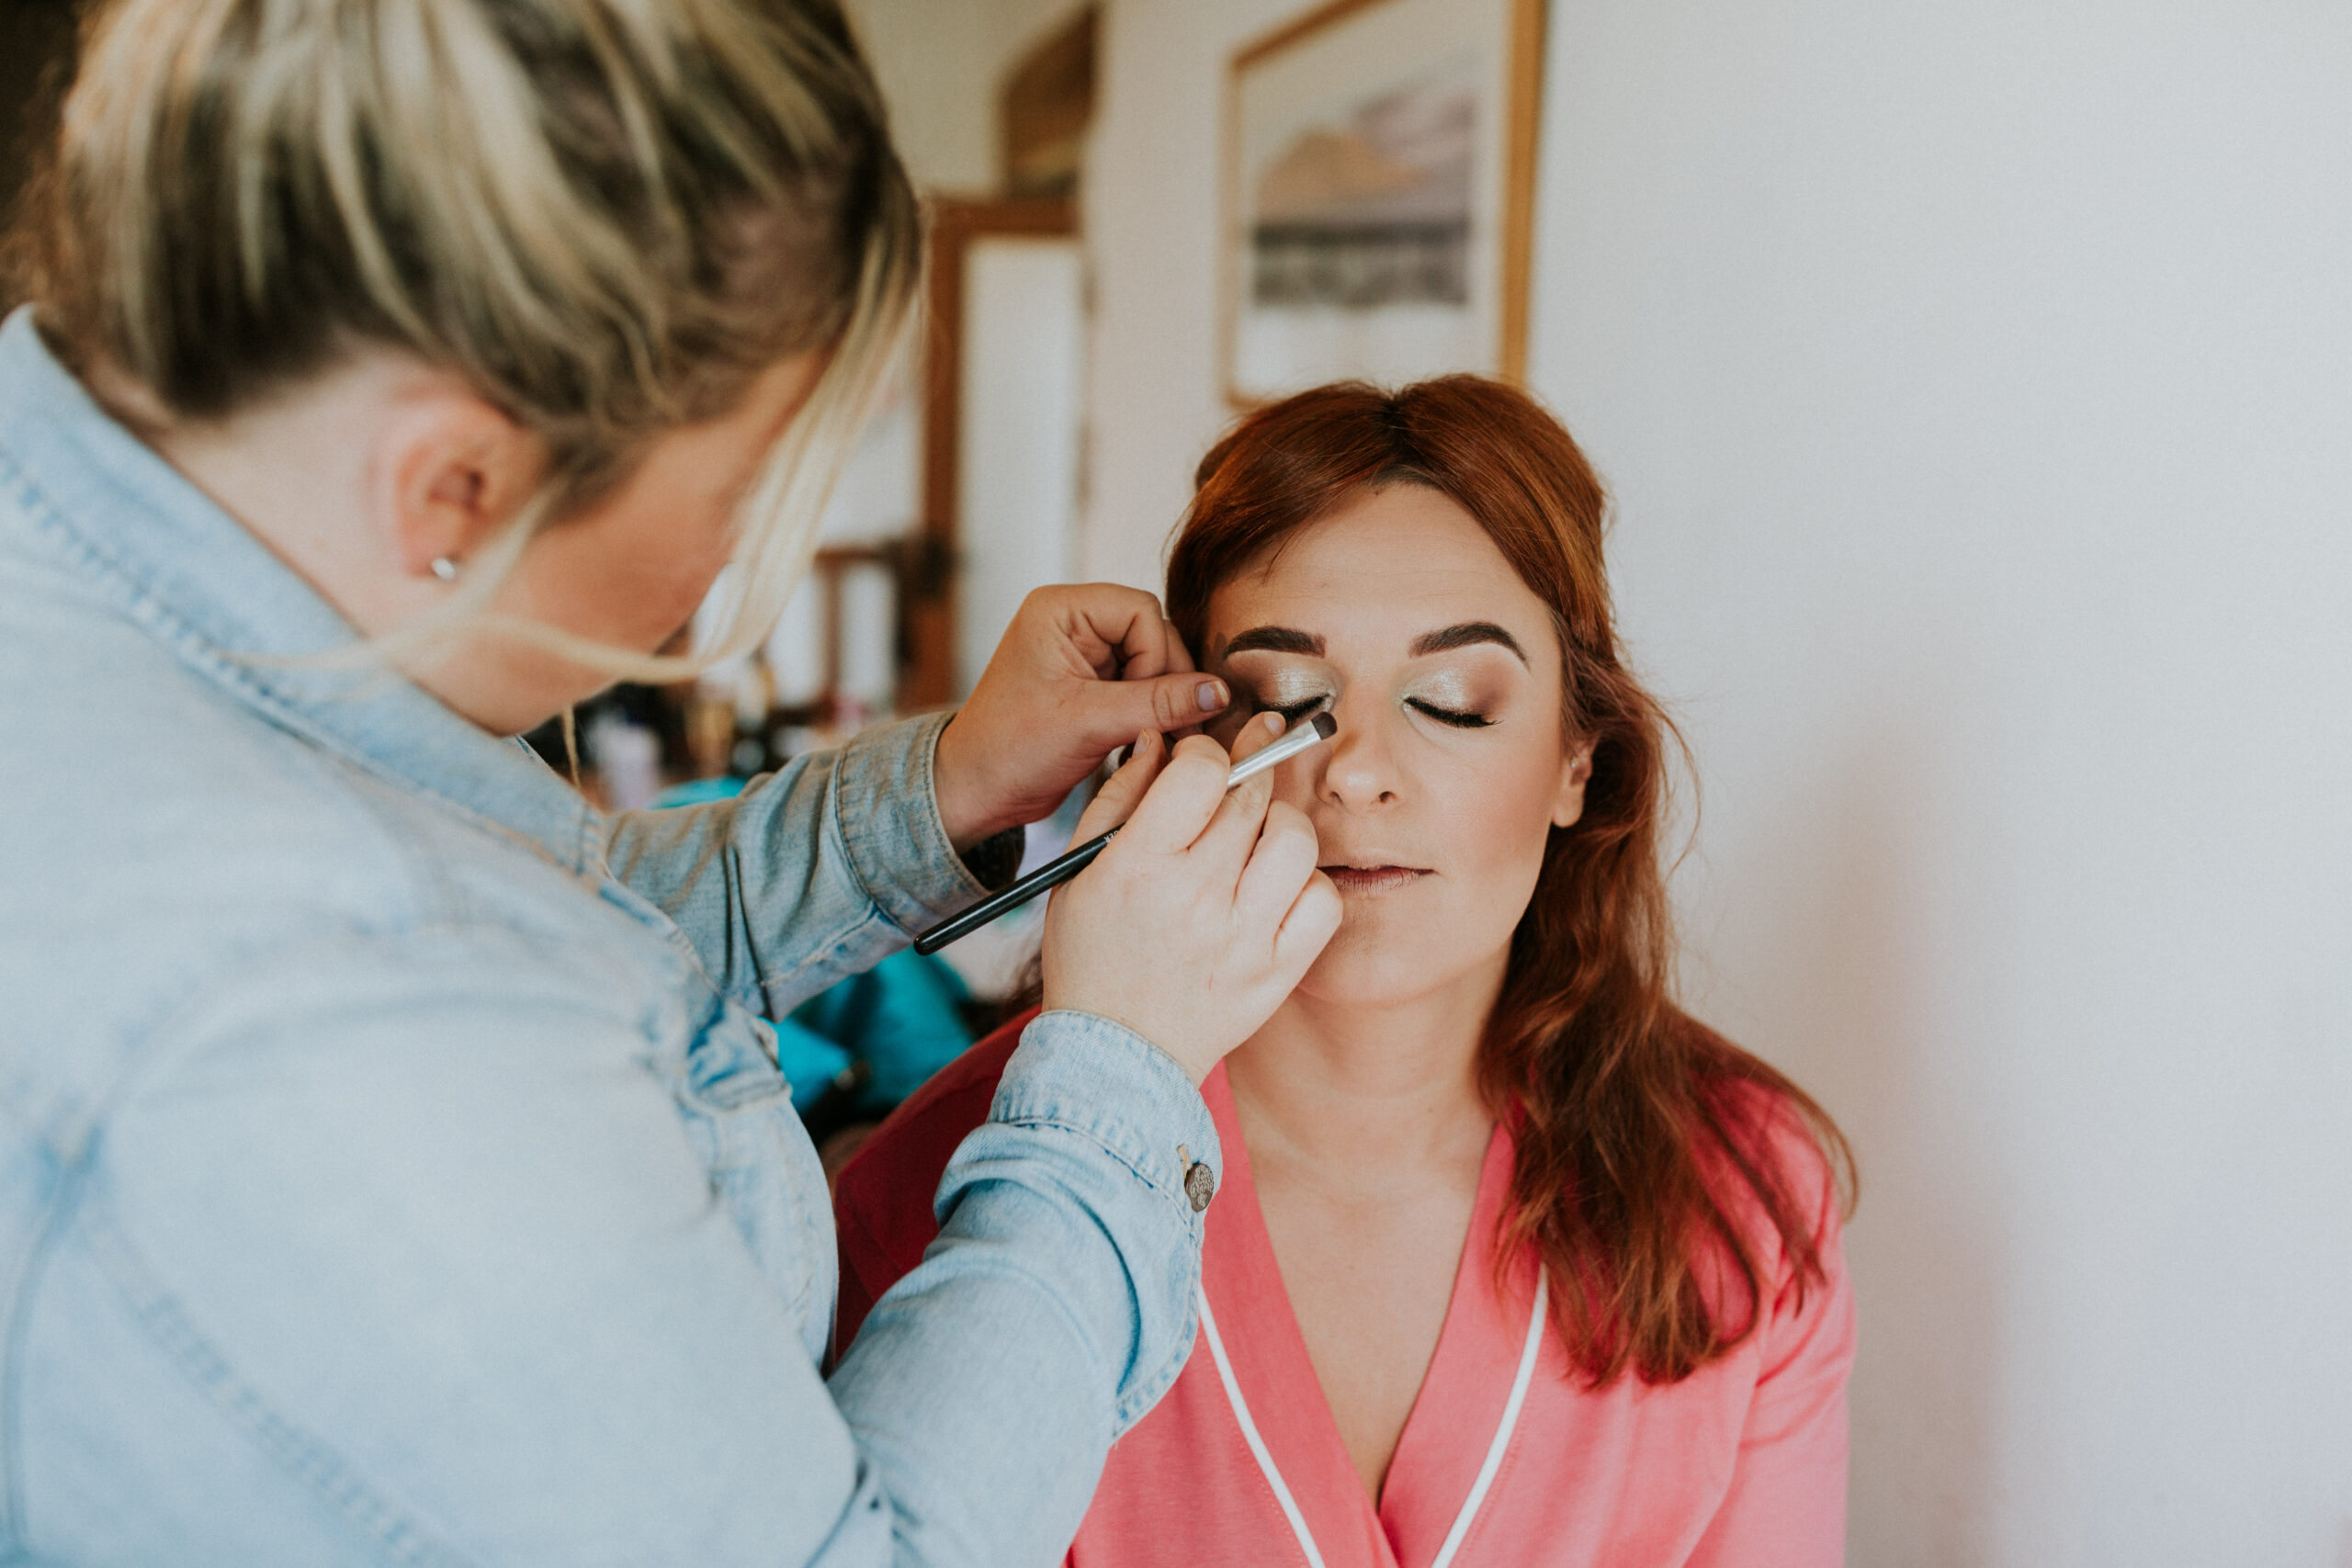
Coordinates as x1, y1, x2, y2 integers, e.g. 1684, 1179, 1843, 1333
913, 714, 1338, 956
912, 827, 1117, 954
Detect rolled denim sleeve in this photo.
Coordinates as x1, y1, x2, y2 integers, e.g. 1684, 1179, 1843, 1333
51, 942, 1216, 1568
604, 713, 997, 1019
824, 1010, 1221, 1566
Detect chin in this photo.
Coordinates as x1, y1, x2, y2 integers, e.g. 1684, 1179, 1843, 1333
1292, 921, 1462, 1010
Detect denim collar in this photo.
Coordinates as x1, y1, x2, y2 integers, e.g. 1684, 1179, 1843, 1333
0, 308, 601, 878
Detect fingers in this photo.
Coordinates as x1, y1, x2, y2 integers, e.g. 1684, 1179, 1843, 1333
1139, 672, 1232, 738
1157, 615, 1198, 677
1043, 583, 1192, 681
1227, 708, 1284, 761
1177, 706, 1293, 868
1272, 867, 1343, 973
1046, 607, 1226, 751
1229, 800, 1324, 971
1115, 735, 1238, 856
1069, 729, 1166, 841
1052, 671, 1227, 761
1232, 795, 1319, 919
1187, 755, 1279, 883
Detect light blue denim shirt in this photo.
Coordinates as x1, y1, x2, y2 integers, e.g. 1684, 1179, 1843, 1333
0, 309, 1218, 1566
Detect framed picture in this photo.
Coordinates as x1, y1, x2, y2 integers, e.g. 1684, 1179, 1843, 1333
1222, 0, 1545, 406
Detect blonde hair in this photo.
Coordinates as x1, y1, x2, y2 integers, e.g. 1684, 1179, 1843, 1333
12, 0, 921, 674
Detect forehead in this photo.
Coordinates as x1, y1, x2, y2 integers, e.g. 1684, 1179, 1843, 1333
1205, 484, 1553, 652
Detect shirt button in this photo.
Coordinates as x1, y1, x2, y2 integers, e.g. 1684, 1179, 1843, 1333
1177, 1145, 1216, 1213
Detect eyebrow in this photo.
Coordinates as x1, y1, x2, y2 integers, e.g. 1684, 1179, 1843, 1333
1411, 622, 1528, 664
1217, 620, 1529, 666
1220, 626, 1324, 658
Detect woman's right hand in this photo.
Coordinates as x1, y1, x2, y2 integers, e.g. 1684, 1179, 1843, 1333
1041, 716, 1341, 1084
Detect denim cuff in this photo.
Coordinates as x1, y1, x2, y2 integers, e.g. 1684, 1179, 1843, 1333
991, 1011, 1222, 1228
831, 711, 996, 937
983, 1010, 1221, 1429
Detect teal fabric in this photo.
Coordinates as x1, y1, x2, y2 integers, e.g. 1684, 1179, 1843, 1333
771, 1021, 856, 1113
652, 773, 752, 808
790, 948, 976, 1113
658, 775, 977, 1114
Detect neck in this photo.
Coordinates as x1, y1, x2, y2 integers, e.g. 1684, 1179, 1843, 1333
89, 354, 406, 629
1224, 953, 1504, 1186
91, 355, 569, 735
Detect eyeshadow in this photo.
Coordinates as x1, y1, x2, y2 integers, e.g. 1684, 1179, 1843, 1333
1241, 667, 1333, 708
1407, 669, 1482, 710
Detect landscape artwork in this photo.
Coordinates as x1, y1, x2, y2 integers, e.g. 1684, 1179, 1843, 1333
1225, 0, 1539, 404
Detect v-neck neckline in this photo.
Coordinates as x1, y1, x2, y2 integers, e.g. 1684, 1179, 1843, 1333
1199, 1068, 1534, 1568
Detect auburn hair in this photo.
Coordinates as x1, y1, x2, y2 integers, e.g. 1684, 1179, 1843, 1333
1167, 378, 1855, 1386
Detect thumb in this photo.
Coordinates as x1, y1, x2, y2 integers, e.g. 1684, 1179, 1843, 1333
1072, 672, 1230, 752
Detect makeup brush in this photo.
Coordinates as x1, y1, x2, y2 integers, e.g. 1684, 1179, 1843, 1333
912, 712, 1338, 955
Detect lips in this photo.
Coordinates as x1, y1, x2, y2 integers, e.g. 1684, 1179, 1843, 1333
1318, 864, 1431, 896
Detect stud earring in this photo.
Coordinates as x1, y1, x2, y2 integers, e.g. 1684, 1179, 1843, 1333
430, 556, 459, 581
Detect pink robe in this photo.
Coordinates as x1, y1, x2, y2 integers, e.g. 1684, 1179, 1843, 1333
835, 1015, 1856, 1567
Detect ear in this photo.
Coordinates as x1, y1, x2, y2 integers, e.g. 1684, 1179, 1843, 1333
369, 385, 547, 581
1551, 738, 1598, 829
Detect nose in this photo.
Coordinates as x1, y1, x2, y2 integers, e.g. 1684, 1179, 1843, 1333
1315, 688, 1401, 811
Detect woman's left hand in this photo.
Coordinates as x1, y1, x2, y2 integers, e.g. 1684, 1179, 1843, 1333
933, 584, 1229, 849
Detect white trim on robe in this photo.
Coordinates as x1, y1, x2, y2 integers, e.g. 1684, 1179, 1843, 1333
1194, 1271, 1551, 1568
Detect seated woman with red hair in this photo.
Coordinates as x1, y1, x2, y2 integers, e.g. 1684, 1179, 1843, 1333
833, 378, 1857, 1567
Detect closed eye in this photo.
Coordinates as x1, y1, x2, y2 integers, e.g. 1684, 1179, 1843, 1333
1255, 694, 1331, 725
1407, 698, 1495, 728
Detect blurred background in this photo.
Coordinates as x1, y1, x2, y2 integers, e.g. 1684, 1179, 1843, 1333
5, 0, 2347, 1560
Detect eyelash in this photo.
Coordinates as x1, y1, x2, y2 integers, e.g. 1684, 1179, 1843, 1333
1408, 698, 1495, 729
1254, 695, 1328, 726
1252, 695, 1494, 729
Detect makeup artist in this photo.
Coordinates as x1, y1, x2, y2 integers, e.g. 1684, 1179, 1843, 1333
0, 0, 1340, 1562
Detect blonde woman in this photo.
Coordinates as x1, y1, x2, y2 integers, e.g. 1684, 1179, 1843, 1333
0, 0, 1338, 1562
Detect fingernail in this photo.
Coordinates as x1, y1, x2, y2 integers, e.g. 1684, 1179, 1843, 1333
1263, 711, 1283, 733
1196, 680, 1227, 712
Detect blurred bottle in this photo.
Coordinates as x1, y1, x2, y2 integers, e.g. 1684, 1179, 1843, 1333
584, 715, 663, 812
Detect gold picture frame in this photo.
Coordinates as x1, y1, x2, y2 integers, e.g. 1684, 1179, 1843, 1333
1221, 0, 1546, 407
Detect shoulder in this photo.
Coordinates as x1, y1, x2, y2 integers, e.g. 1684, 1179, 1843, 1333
75, 927, 684, 1308
1710, 1072, 1844, 1209
116, 927, 659, 1120
832, 1007, 1035, 1335
0, 609, 649, 1101
5, 603, 445, 954
1, 640, 402, 1094
1696, 1063, 1851, 1316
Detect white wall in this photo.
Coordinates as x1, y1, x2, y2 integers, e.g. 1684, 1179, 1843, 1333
843, 0, 998, 190
956, 236, 1087, 694
1080, 0, 1298, 589
1085, 0, 2352, 1562
846, 0, 1093, 193
797, 0, 1091, 715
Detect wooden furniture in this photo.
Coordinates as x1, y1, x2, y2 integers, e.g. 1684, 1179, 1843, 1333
901, 195, 1078, 711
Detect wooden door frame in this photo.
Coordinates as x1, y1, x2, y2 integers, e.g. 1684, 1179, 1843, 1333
902, 195, 1078, 710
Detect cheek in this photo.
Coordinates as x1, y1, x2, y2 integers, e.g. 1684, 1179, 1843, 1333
522, 498, 736, 648
1452, 747, 1566, 882
607, 490, 734, 603
1414, 749, 1559, 945
1295, 740, 1565, 1002
663, 512, 739, 602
